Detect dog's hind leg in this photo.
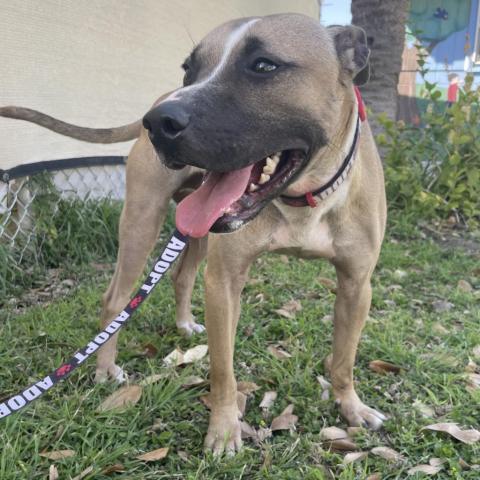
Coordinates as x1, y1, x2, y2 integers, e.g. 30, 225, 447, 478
329, 254, 387, 430
95, 133, 188, 383
171, 236, 207, 336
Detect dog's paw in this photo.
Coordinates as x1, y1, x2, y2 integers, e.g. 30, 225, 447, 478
94, 364, 127, 384
176, 314, 206, 337
335, 390, 386, 431
204, 409, 242, 456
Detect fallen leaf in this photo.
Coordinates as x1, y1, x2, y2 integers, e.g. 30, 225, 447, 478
432, 322, 449, 335
318, 277, 337, 292
271, 404, 298, 431
71, 466, 94, 480
97, 385, 142, 412
457, 280, 473, 292
49, 465, 59, 480
237, 391, 247, 416
257, 427, 273, 441
101, 463, 125, 475
369, 360, 402, 375
326, 438, 358, 451
465, 360, 478, 373
407, 464, 442, 475
240, 421, 257, 439
467, 373, 480, 391
320, 426, 349, 441
237, 381, 260, 395
343, 451, 368, 465
183, 344, 208, 364
413, 399, 435, 418
139, 374, 165, 386
181, 376, 207, 388
432, 300, 454, 312
316, 375, 331, 390
141, 343, 158, 358
321, 314, 333, 324
40, 450, 76, 460
429, 458, 445, 467
177, 450, 189, 462
268, 345, 292, 360
366, 475, 381, 480
473, 345, 480, 359
371, 446, 405, 462
136, 447, 169, 462
423, 423, 480, 444
275, 299, 302, 319
163, 348, 184, 366
259, 391, 277, 410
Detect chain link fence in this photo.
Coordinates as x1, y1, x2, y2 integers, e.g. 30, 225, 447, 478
0, 157, 126, 294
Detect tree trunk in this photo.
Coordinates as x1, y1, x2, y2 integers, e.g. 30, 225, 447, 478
351, 0, 409, 135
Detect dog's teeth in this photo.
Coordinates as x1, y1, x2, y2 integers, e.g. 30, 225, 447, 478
273, 152, 281, 162
249, 183, 258, 192
259, 173, 270, 185
263, 157, 277, 175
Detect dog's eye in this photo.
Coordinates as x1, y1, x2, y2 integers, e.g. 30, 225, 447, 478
251, 58, 278, 74
181, 63, 193, 86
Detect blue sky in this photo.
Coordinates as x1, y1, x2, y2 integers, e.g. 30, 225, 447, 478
320, 0, 352, 26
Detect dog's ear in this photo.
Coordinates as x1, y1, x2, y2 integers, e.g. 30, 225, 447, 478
327, 25, 370, 86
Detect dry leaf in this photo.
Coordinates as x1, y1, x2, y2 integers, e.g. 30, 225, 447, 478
432, 322, 449, 335
457, 280, 473, 292
257, 427, 273, 441
369, 360, 402, 375
317, 277, 337, 293
271, 405, 298, 431
40, 450, 76, 460
181, 376, 207, 388
473, 345, 480, 359
366, 475, 381, 480
101, 463, 125, 475
97, 385, 142, 412
316, 375, 331, 390
71, 466, 94, 480
413, 399, 435, 418
177, 450, 189, 462
260, 391, 277, 410
139, 374, 165, 386
325, 438, 358, 451
432, 300, 454, 312
429, 458, 445, 467
237, 381, 260, 395
275, 300, 302, 319
423, 423, 480, 444
240, 421, 257, 439
465, 360, 478, 373
183, 344, 208, 364
407, 464, 442, 475
275, 308, 295, 319
320, 426, 349, 440
49, 465, 59, 480
343, 451, 368, 465
163, 348, 184, 366
321, 314, 333, 324
268, 345, 292, 360
371, 446, 405, 462
141, 343, 158, 358
136, 447, 169, 462
467, 373, 480, 391
237, 391, 247, 416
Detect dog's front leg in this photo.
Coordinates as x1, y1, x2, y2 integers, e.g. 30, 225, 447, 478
330, 260, 386, 430
203, 234, 255, 455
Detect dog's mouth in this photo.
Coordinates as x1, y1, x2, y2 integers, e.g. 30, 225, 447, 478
176, 149, 307, 238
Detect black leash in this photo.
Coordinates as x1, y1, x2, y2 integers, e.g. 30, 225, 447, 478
0, 229, 189, 420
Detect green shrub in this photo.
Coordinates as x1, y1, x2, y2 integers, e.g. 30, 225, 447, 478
377, 73, 479, 224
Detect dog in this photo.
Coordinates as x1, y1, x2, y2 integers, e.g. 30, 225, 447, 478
1, 13, 387, 454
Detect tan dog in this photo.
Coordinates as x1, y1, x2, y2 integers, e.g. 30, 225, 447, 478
1, 14, 387, 454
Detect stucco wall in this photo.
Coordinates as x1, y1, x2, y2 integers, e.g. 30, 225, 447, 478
0, 0, 318, 170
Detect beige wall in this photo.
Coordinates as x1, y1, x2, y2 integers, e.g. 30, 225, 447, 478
0, 0, 318, 170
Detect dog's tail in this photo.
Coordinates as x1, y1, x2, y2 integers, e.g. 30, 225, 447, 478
0, 106, 142, 143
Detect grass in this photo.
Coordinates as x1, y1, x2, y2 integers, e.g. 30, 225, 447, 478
0, 216, 479, 479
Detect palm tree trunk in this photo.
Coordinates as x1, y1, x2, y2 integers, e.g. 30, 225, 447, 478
351, 0, 410, 135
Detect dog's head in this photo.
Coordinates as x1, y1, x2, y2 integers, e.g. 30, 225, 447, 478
143, 14, 369, 237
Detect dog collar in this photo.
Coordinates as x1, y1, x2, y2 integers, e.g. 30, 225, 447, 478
280, 86, 366, 208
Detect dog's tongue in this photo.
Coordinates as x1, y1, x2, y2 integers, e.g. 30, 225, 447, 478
176, 165, 253, 238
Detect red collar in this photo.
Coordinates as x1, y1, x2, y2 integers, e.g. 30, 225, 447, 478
280, 86, 366, 208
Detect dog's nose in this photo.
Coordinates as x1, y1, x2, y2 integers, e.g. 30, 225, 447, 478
142, 102, 190, 139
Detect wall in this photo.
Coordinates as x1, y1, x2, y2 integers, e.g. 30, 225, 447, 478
0, 0, 318, 170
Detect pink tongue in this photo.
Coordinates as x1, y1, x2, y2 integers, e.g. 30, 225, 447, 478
176, 165, 254, 238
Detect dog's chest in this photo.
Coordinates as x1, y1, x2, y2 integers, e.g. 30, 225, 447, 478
269, 219, 335, 259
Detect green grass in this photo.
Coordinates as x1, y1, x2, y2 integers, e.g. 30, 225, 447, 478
0, 220, 479, 479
